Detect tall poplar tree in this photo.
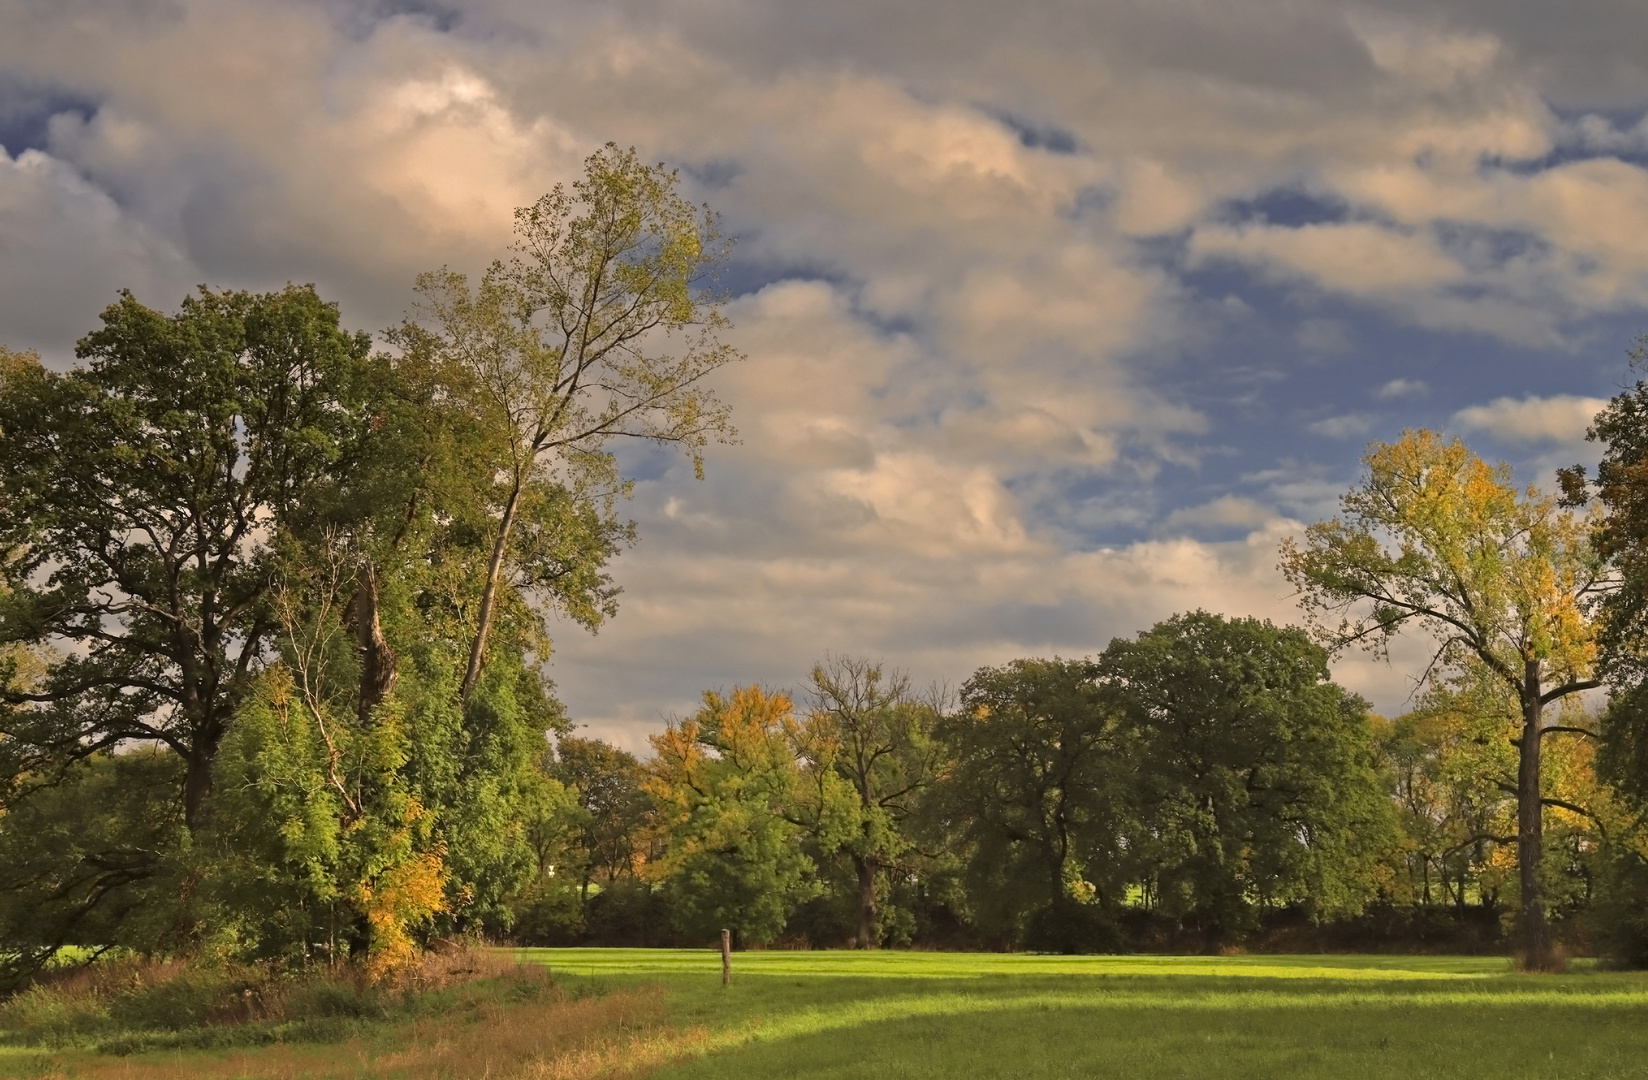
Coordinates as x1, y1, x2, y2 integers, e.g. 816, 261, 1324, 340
396, 144, 741, 703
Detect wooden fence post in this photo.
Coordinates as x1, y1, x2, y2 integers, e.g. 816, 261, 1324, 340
720, 929, 731, 987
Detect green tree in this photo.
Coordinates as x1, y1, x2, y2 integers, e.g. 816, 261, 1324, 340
520, 753, 583, 885
646, 686, 816, 946
1100, 612, 1394, 940
935, 659, 1125, 952
0, 287, 380, 831
551, 737, 654, 908
1374, 673, 1520, 912
792, 656, 941, 949
0, 748, 187, 986
1282, 430, 1607, 970
1566, 351, 1648, 962
203, 536, 455, 971
397, 144, 740, 703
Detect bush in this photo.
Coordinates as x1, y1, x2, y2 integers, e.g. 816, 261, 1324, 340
0, 981, 113, 1045
584, 882, 680, 947
1022, 901, 1122, 955
1588, 846, 1648, 967
0, 946, 530, 1051
509, 880, 586, 945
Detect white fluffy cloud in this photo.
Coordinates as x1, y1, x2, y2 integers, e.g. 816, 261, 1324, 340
1451, 395, 1609, 444
1376, 378, 1429, 400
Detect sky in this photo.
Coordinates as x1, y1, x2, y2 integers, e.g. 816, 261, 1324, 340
4, 0, 1648, 750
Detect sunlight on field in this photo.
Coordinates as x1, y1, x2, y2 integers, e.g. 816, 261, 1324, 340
5, 953, 1647, 1079
515, 947, 1504, 980
513, 950, 1648, 1080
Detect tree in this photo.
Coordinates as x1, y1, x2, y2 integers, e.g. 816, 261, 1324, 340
1581, 338, 1648, 692
1282, 429, 1608, 970
550, 736, 654, 907
0, 287, 379, 829
1374, 671, 1520, 912
1569, 347, 1648, 963
1100, 612, 1394, 940
934, 659, 1126, 952
645, 686, 816, 946
398, 144, 741, 703
792, 656, 941, 949
0, 748, 186, 987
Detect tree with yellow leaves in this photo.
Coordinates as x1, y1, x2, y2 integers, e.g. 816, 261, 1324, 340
645, 686, 824, 947
1282, 430, 1610, 970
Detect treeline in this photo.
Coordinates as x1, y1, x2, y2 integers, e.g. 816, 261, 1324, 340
514, 399, 1648, 965
505, 623, 1609, 956
518, 618, 1391, 954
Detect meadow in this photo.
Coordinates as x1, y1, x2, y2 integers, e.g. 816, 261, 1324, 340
6, 949, 1648, 1078
517, 949, 1648, 1080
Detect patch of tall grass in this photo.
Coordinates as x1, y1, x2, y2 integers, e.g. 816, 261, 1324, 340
0, 946, 691, 1079
0, 945, 530, 1054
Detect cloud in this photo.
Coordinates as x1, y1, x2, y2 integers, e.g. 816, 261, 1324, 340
1157, 496, 1276, 536
1451, 394, 1608, 444
1307, 413, 1376, 439
0, 147, 195, 357
1376, 378, 1428, 400
3, 0, 1644, 745
1295, 317, 1353, 356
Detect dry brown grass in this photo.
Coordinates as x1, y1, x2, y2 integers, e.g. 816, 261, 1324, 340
27, 983, 678, 1079
7, 949, 705, 1080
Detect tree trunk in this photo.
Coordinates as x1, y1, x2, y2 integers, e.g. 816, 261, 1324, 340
1518, 662, 1557, 971
460, 479, 523, 702
354, 561, 397, 725
183, 721, 223, 831
854, 855, 878, 949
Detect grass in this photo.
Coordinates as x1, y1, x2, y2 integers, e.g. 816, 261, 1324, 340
514, 948, 1648, 1080
5, 948, 1648, 1078
0, 948, 675, 1079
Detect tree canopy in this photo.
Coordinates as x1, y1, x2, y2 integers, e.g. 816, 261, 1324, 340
1282, 429, 1607, 970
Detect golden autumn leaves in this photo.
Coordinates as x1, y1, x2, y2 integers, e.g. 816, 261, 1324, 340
1283, 429, 1609, 969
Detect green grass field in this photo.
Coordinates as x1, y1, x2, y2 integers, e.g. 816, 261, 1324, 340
5, 950, 1647, 1078
518, 948, 1648, 1080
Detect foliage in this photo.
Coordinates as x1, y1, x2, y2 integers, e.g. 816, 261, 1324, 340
551, 736, 654, 901
1578, 349, 1648, 966
933, 658, 1126, 951
0, 750, 188, 986
1100, 612, 1397, 939
0, 947, 601, 1076
0, 286, 380, 828
791, 656, 943, 948
206, 667, 447, 977
645, 687, 818, 945
1282, 429, 1607, 969
519, 752, 584, 885
0, 145, 751, 979
1582, 336, 1648, 689
1374, 669, 1520, 910
396, 143, 740, 702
